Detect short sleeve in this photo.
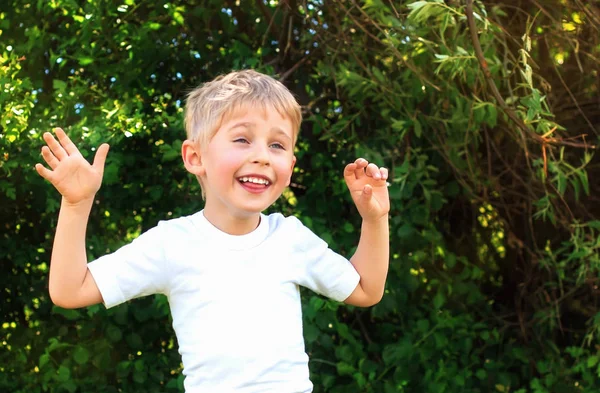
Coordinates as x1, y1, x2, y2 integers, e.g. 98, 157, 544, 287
87, 222, 169, 309
289, 217, 360, 302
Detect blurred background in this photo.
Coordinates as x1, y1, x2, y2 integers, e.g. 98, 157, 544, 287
1, 0, 599, 392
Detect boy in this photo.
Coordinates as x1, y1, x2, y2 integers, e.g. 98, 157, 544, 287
35, 70, 390, 392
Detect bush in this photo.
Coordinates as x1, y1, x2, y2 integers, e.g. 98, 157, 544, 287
2, 1, 599, 391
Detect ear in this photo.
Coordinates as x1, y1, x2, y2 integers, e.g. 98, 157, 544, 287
286, 155, 297, 186
181, 140, 206, 177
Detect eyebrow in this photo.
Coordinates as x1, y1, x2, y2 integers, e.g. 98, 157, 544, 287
229, 122, 292, 141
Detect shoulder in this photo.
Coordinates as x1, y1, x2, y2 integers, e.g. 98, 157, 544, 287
264, 212, 305, 234
263, 213, 324, 250
156, 213, 198, 231
138, 212, 200, 242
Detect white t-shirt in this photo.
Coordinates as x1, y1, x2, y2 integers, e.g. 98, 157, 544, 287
88, 211, 360, 393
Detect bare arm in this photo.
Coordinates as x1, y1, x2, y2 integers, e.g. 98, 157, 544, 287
49, 198, 103, 308
36, 128, 109, 309
347, 216, 389, 307
342, 158, 391, 307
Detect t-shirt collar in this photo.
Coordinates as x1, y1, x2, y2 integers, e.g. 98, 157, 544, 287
191, 210, 270, 250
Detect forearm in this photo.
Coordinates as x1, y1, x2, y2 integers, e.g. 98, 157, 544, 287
48, 197, 93, 306
349, 215, 390, 302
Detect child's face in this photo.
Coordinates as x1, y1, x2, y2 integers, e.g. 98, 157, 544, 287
199, 105, 296, 220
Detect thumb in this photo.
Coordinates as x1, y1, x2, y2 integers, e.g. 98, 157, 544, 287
93, 143, 110, 171
360, 184, 373, 204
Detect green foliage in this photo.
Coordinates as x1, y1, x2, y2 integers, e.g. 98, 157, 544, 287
2, 0, 600, 392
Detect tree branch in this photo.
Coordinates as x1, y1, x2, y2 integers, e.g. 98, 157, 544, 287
465, 0, 596, 150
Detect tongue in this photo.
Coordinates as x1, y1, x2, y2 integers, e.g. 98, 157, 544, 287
240, 181, 268, 191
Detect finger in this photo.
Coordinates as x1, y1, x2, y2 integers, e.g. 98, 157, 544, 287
54, 127, 81, 156
360, 184, 373, 203
92, 143, 110, 172
380, 167, 388, 180
366, 163, 381, 179
344, 163, 358, 178
35, 163, 54, 182
43, 131, 68, 160
41, 146, 59, 170
354, 158, 367, 179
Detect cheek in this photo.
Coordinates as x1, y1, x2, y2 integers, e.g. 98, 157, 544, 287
273, 156, 295, 181
207, 151, 244, 180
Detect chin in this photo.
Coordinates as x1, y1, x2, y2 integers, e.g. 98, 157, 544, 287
233, 204, 268, 217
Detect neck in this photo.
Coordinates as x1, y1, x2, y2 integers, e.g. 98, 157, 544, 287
202, 208, 261, 235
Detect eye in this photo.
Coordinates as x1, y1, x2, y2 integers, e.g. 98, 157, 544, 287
270, 142, 285, 150
233, 138, 249, 144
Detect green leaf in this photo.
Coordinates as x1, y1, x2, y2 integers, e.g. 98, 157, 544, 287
476, 369, 487, 380
134, 359, 145, 372
486, 105, 498, 127
413, 120, 422, 138
126, 333, 144, 349
39, 354, 50, 369
588, 221, 600, 230
391, 118, 408, 131
53, 79, 67, 91
396, 223, 414, 238
173, 11, 184, 25
336, 362, 355, 376
579, 170, 589, 195
52, 306, 80, 320
556, 173, 566, 195
107, 325, 123, 342
342, 222, 354, 233
4, 186, 16, 200
133, 370, 147, 384
73, 346, 90, 365
433, 291, 445, 308
416, 319, 430, 332
60, 381, 77, 393
407, 1, 428, 13
103, 162, 119, 185
78, 57, 94, 66
335, 345, 354, 362
47, 338, 70, 353
55, 365, 71, 382
372, 67, 385, 83
304, 324, 319, 343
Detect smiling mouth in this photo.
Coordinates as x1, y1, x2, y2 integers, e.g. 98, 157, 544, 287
237, 176, 271, 186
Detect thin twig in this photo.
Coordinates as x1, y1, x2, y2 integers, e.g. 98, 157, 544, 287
543, 36, 598, 136
337, 0, 442, 91
355, 312, 373, 345
465, 0, 596, 150
278, 53, 311, 82
259, 0, 282, 49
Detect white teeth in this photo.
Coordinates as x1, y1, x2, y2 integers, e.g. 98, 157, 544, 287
239, 177, 270, 185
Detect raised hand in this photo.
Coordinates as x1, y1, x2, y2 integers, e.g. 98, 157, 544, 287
343, 158, 390, 222
35, 128, 110, 206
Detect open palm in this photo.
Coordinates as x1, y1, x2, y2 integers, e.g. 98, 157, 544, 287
35, 128, 110, 206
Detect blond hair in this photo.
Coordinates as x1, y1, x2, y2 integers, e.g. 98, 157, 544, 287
184, 70, 302, 197
184, 70, 302, 149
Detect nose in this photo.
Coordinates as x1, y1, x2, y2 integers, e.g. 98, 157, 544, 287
250, 143, 270, 166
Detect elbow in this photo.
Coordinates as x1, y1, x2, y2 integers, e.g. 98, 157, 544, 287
365, 288, 386, 307
353, 292, 384, 308
363, 293, 384, 308
49, 286, 76, 309
345, 284, 385, 307
372, 293, 384, 306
